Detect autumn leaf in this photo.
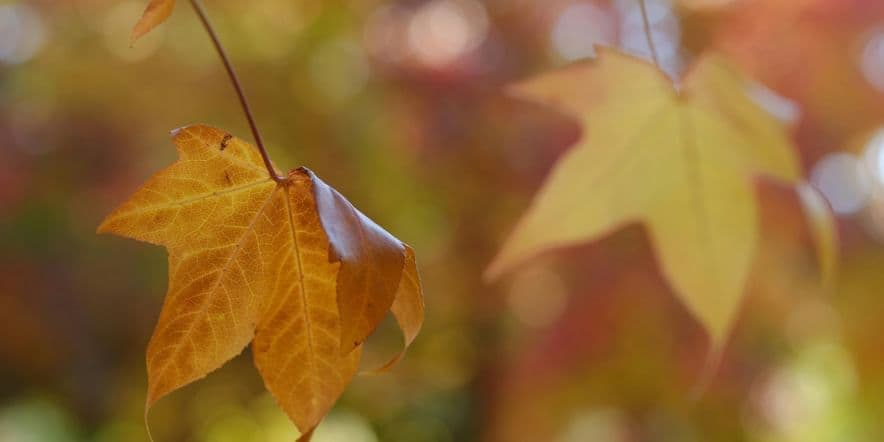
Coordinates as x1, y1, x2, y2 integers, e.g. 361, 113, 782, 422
131, 0, 175, 43
486, 48, 834, 343
98, 125, 423, 438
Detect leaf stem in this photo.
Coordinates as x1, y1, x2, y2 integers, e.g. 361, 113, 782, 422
637, 0, 662, 70
188, 0, 284, 183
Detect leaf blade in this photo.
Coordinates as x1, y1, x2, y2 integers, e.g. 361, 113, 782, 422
365, 246, 424, 374
311, 172, 406, 354
489, 49, 827, 342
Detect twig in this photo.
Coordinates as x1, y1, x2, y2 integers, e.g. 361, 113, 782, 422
188, 0, 284, 183
637, 0, 662, 70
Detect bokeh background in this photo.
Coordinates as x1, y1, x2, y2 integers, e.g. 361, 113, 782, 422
3, 0, 884, 440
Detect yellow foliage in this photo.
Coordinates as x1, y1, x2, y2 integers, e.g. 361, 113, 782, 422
487, 48, 834, 343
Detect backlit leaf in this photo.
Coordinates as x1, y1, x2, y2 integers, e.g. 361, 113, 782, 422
98, 125, 423, 438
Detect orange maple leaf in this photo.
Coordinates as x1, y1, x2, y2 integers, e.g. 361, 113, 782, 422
98, 125, 424, 439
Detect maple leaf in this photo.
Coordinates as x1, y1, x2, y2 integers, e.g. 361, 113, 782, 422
98, 125, 423, 439
486, 48, 834, 343
132, 0, 175, 43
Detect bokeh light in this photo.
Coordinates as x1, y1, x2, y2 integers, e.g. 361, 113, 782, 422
860, 29, 884, 92
0, 3, 46, 65
862, 127, 884, 186
747, 342, 858, 441
363, 4, 408, 65
747, 83, 801, 124
0, 397, 78, 442
406, 0, 489, 68
550, 3, 616, 61
506, 264, 569, 328
810, 153, 871, 215
311, 411, 378, 442
556, 408, 630, 442
859, 128, 884, 240
307, 36, 370, 109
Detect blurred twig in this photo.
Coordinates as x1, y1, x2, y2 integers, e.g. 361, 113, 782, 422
637, 0, 661, 69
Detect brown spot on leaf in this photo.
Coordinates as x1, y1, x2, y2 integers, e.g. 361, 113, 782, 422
220, 134, 233, 150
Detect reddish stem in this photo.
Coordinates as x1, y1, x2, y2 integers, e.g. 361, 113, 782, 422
188, 0, 284, 183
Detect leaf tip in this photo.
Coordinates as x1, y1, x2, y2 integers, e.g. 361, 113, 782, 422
342, 339, 362, 356
129, 21, 154, 46
688, 345, 724, 401
129, 25, 148, 46
484, 242, 526, 283
96, 214, 118, 236
482, 258, 506, 283
169, 124, 207, 140
296, 426, 317, 442
592, 44, 618, 59
130, 0, 175, 44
